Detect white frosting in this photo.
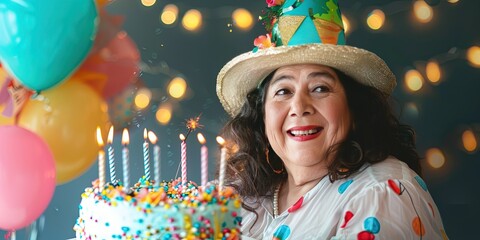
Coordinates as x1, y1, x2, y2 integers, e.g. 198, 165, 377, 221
73, 183, 242, 240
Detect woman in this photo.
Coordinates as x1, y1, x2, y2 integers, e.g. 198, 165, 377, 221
216, 0, 446, 239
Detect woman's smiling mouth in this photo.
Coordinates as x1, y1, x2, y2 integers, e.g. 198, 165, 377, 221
287, 126, 323, 140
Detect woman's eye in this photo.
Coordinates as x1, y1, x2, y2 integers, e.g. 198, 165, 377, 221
313, 86, 330, 93
275, 89, 290, 95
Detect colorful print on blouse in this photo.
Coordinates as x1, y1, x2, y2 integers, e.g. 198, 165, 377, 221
272, 225, 291, 240
287, 196, 304, 213
386, 178, 435, 238
338, 179, 353, 194
239, 157, 448, 239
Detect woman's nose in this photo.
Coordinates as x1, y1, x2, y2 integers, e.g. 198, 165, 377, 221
289, 92, 314, 117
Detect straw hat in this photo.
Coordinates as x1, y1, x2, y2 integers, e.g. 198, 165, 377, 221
217, 0, 396, 117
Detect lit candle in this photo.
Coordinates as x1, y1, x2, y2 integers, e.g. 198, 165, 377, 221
107, 126, 116, 183
179, 133, 187, 187
216, 136, 227, 192
148, 131, 161, 187
96, 127, 106, 189
197, 133, 208, 186
143, 128, 150, 181
122, 128, 130, 189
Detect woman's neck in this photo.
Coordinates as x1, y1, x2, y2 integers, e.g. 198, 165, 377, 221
277, 171, 327, 214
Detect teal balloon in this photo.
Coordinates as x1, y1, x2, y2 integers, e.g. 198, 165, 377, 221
0, 0, 98, 91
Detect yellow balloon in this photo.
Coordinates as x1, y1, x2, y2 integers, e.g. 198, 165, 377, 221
71, 70, 108, 97
18, 80, 110, 184
0, 104, 14, 125
0, 67, 14, 125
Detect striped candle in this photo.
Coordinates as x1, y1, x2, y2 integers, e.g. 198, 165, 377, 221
180, 134, 187, 187
201, 145, 208, 186
98, 150, 106, 189
143, 128, 150, 181
153, 145, 161, 186
148, 131, 161, 187
197, 133, 208, 186
122, 128, 130, 189
107, 126, 116, 183
96, 127, 106, 189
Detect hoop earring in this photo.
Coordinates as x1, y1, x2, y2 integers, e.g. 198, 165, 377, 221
266, 148, 284, 174
351, 141, 364, 164
337, 141, 364, 174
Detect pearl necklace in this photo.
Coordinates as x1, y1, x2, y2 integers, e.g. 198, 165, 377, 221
273, 184, 281, 218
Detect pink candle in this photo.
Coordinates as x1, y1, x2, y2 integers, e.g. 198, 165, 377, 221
96, 127, 106, 189
179, 134, 187, 187
216, 136, 226, 192
122, 129, 130, 189
197, 133, 208, 186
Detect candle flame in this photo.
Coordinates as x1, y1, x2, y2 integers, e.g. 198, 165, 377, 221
122, 128, 129, 145
179, 133, 186, 141
148, 131, 158, 144
107, 126, 114, 144
96, 126, 104, 147
216, 136, 225, 146
143, 128, 148, 140
197, 133, 206, 145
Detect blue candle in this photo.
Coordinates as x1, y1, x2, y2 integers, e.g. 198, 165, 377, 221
143, 128, 150, 181
107, 126, 116, 183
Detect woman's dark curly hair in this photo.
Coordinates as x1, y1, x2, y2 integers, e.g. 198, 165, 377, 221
220, 68, 421, 212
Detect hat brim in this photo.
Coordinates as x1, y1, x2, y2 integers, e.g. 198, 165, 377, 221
217, 44, 396, 117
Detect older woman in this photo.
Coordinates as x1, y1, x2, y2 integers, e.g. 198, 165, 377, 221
216, 0, 446, 239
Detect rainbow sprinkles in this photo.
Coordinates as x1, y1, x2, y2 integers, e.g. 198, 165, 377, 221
74, 177, 242, 239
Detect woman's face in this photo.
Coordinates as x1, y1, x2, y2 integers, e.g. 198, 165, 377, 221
264, 64, 351, 171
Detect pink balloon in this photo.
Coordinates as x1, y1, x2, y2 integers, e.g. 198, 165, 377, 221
77, 31, 140, 100
0, 126, 56, 230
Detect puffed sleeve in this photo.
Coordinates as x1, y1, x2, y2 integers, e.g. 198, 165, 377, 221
331, 178, 448, 240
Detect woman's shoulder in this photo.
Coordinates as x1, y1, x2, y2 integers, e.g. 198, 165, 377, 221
354, 156, 418, 183
332, 159, 446, 239
336, 156, 429, 197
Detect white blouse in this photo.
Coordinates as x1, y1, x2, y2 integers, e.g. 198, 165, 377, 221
240, 157, 448, 240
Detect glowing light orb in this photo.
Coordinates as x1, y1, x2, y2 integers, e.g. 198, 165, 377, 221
182, 9, 202, 31
405, 69, 424, 92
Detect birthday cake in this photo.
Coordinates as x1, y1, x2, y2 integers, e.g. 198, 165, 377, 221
73, 177, 242, 240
